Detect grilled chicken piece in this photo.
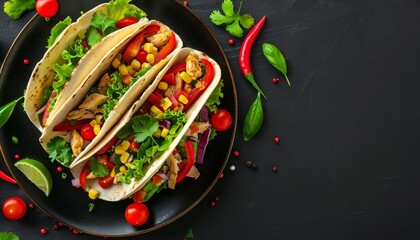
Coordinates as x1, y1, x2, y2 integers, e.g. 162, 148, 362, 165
186, 52, 202, 80
167, 154, 179, 189
164, 72, 184, 97
70, 130, 83, 157
79, 93, 108, 110
97, 73, 112, 95
67, 109, 95, 121
184, 122, 211, 136
146, 30, 170, 48
186, 165, 200, 179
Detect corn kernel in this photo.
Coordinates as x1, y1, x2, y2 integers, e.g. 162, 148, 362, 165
143, 43, 155, 53
161, 128, 169, 138
131, 59, 141, 70
127, 65, 136, 75
180, 71, 192, 83
150, 105, 163, 114
95, 115, 103, 125
158, 81, 168, 91
141, 62, 150, 69
116, 53, 122, 61
90, 119, 98, 127
88, 188, 99, 200
151, 48, 158, 55
119, 166, 127, 174
118, 64, 128, 75
112, 58, 121, 69
120, 152, 130, 163
154, 113, 164, 120
110, 167, 116, 177
121, 140, 130, 151
153, 128, 162, 138
146, 53, 155, 64
160, 97, 172, 111
93, 124, 101, 135
172, 106, 180, 112
178, 94, 189, 104
115, 145, 125, 155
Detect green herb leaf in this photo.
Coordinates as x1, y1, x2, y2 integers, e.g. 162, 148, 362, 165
209, 0, 254, 38
243, 92, 264, 141
185, 228, 194, 239
262, 43, 291, 86
107, 0, 146, 21
205, 80, 224, 113
0, 232, 20, 240
89, 158, 109, 178
47, 16, 72, 48
86, 12, 117, 47
46, 137, 72, 167
3, 0, 35, 20
0, 96, 23, 128
11, 136, 18, 144
88, 202, 95, 213
132, 115, 159, 143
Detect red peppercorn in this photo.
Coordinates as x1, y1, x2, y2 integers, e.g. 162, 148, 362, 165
274, 137, 280, 143
210, 201, 216, 207
219, 172, 224, 179
215, 197, 219, 201
14, 154, 20, 159
72, 229, 79, 235
228, 39, 235, 46
58, 222, 64, 227
272, 166, 279, 173
23, 59, 29, 65
53, 224, 59, 230
29, 203, 34, 209
40, 228, 47, 235
56, 166, 62, 172
272, 77, 279, 84
233, 150, 239, 157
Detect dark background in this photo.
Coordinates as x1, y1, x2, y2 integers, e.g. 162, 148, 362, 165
1, 0, 420, 239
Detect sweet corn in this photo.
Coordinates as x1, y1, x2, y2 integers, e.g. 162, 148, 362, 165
119, 166, 127, 174
127, 65, 136, 75
88, 188, 99, 200
93, 124, 101, 135
161, 128, 169, 138
160, 97, 172, 111
90, 119, 98, 127
180, 71, 192, 83
121, 140, 130, 151
118, 64, 129, 75
178, 94, 189, 104
143, 43, 155, 53
131, 59, 141, 70
95, 115, 103, 125
172, 106, 180, 112
146, 53, 155, 64
115, 145, 125, 155
110, 167, 116, 178
153, 128, 162, 138
112, 58, 121, 69
158, 81, 168, 91
120, 152, 130, 163
150, 105, 163, 114
141, 62, 150, 69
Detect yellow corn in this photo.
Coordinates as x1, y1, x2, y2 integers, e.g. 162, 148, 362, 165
89, 119, 98, 127
119, 166, 127, 174
153, 128, 162, 138
180, 71, 192, 83
178, 94, 189, 105
93, 124, 101, 135
155, 113, 164, 120
88, 188, 99, 200
127, 65, 136, 75
131, 59, 141, 70
146, 53, 155, 64
120, 152, 130, 163
172, 106, 180, 112
143, 43, 155, 53
158, 81, 168, 91
118, 64, 128, 75
121, 140, 130, 151
125, 162, 134, 169
150, 105, 163, 114
141, 62, 150, 69
161, 128, 169, 138
112, 58, 121, 69
115, 145, 125, 155
110, 167, 116, 178
160, 97, 172, 111
95, 115, 103, 125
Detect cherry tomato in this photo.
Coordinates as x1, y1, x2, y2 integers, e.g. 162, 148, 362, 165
136, 49, 148, 63
116, 17, 139, 29
125, 203, 149, 226
36, 0, 59, 18
80, 124, 96, 141
2, 197, 27, 220
210, 109, 232, 131
129, 141, 140, 152
98, 175, 114, 189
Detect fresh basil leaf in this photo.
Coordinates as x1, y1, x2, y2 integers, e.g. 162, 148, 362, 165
262, 43, 291, 86
243, 92, 264, 141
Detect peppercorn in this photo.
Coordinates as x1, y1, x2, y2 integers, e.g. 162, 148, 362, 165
272, 166, 279, 173
40, 228, 47, 235
228, 39, 235, 46
233, 150, 239, 157
272, 77, 279, 84
274, 137, 280, 143
23, 59, 29, 65
57, 166, 62, 172
29, 203, 34, 209
245, 161, 257, 169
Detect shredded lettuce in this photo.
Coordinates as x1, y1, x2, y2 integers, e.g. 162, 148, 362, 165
143, 180, 167, 202
205, 80, 224, 113
3, 0, 35, 20
107, 0, 147, 21
47, 16, 73, 48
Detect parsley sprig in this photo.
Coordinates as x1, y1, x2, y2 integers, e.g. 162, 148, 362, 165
210, 0, 254, 38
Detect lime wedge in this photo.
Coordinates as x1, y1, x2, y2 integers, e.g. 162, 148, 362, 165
14, 158, 53, 197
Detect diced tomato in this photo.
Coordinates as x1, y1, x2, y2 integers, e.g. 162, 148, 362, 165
129, 141, 140, 152
136, 49, 148, 63
174, 89, 189, 100
121, 75, 132, 85
53, 119, 92, 132
116, 17, 139, 29
167, 62, 186, 75
96, 136, 119, 155
189, 123, 199, 135
99, 155, 115, 172
152, 175, 164, 185
98, 175, 114, 189
147, 92, 163, 106
162, 73, 175, 85
133, 188, 146, 203
154, 32, 176, 64
123, 25, 160, 63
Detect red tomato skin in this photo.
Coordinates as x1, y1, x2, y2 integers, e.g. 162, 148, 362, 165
133, 189, 146, 203
80, 124, 96, 141
210, 109, 232, 131
125, 203, 149, 226
2, 197, 27, 220
36, 0, 59, 18
98, 175, 114, 189
136, 50, 148, 63
116, 17, 139, 29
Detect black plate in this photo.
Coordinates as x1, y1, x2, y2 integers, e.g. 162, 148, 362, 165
0, 0, 237, 237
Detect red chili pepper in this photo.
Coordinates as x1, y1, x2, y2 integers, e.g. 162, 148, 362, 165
176, 141, 195, 183
123, 24, 161, 63
238, 16, 267, 99
167, 62, 186, 74
154, 31, 176, 64
0, 170, 17, 184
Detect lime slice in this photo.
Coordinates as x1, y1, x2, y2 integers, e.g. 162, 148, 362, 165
14, 158, 53, 197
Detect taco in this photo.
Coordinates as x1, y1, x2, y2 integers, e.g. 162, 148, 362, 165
39, 20, 183, 168
69, 48, 221, 202
24, 0, 148, 132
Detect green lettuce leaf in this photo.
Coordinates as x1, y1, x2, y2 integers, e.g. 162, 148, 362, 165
47, 16, 72, 48
0, 232, 20, 240
86, 12, 117, 47
3, 0, 35, 20
46, 137, 72, 167
107, 0, 147, 21
205, 80, 224, 113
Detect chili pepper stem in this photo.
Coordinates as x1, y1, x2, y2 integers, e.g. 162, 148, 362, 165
245, 73, 267, 99
284, 74, 291, 86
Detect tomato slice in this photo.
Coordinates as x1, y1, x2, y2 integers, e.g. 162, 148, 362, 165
133, 188, 146, 203
176, 141, 195, 183
98, 155, 115, 172
116, 17, 139, 29
154, 31, 176, 64
98, 175, 114, 189
152, 175, 164, 185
